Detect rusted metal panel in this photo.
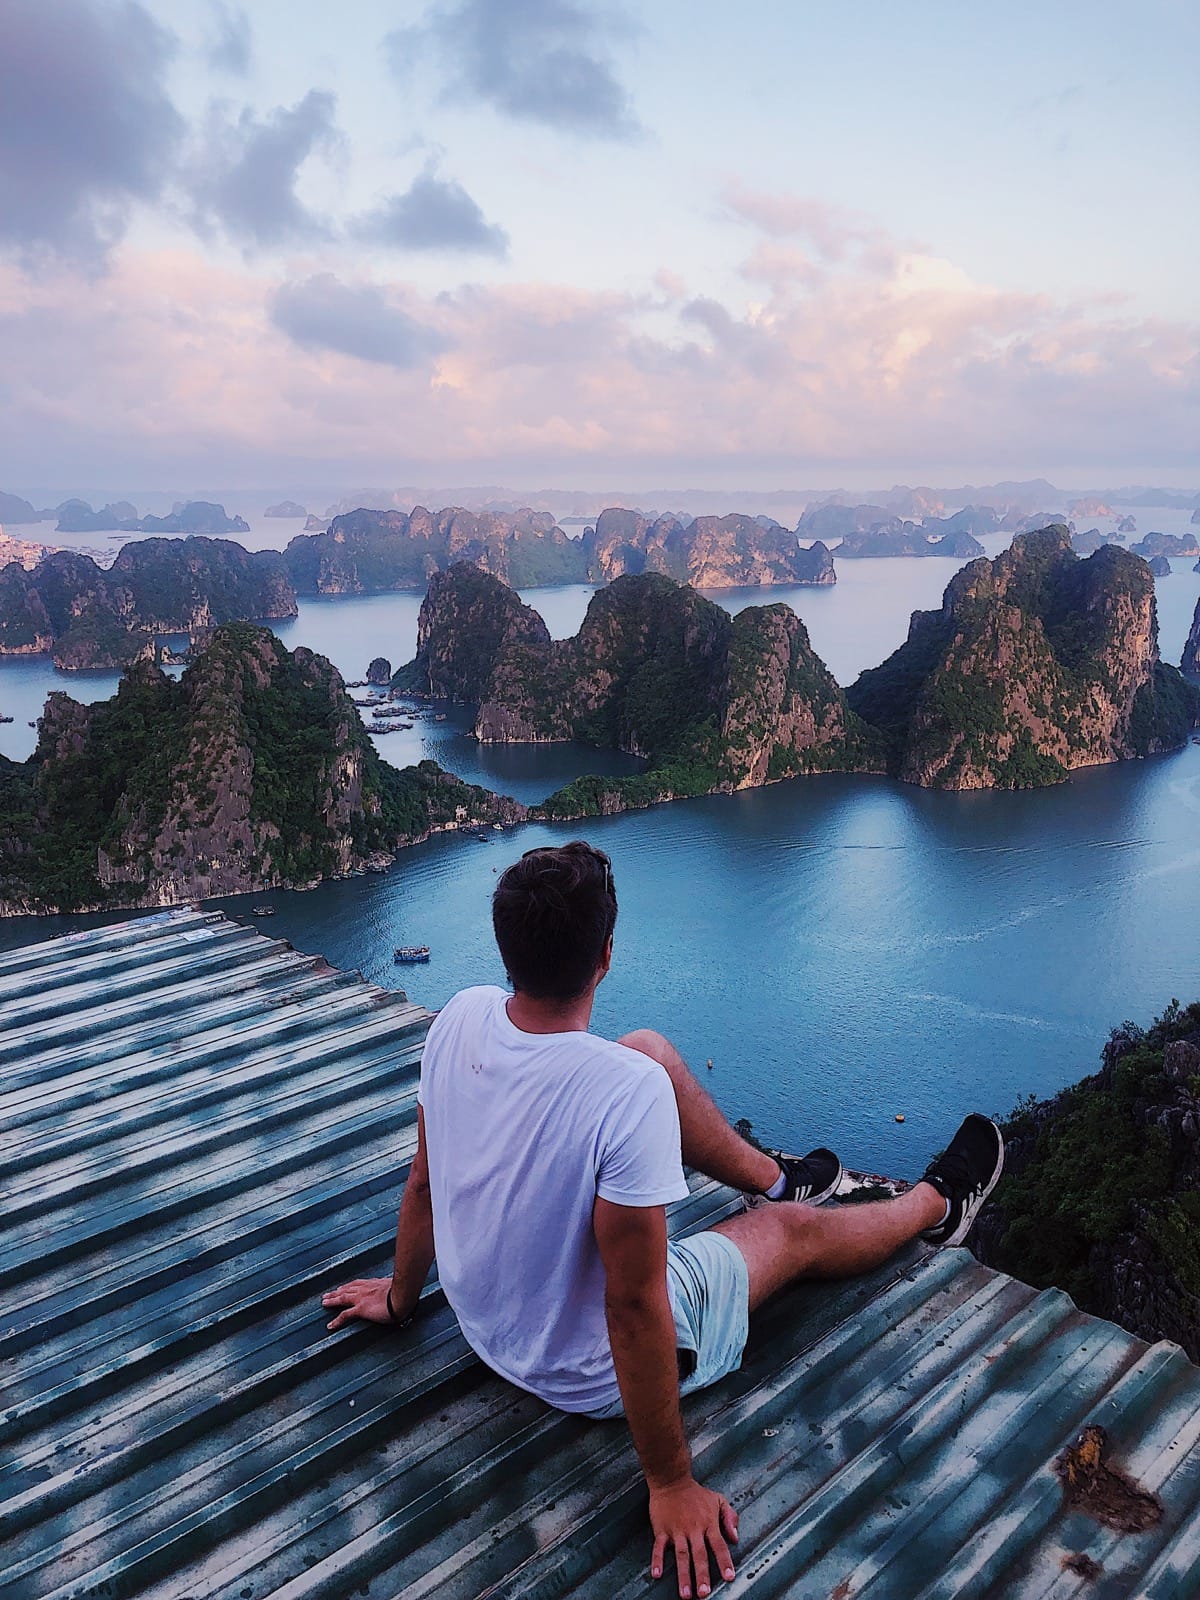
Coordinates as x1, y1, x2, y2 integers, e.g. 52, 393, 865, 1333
3, 908, 1199, 1599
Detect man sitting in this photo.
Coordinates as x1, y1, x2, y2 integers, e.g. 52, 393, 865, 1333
323, 841, 1004, 1598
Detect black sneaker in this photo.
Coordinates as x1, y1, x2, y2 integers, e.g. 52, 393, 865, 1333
759, 1147, 844, 1206
920, 1114, 1005, 1246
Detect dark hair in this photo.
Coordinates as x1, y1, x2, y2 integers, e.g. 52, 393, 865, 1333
492, 841, 618, 1002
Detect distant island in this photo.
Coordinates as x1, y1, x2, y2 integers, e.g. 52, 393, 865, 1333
398, 527, 1199, 812
1132, 531, 1200, 560
797, 502, 1007, 552
0, 624, 523, 915
0, 491, 53, 525
55, 499, 139, 532
971, 999, 1200, 1363
54, 499, 251, 536
281, 504, 836, 592
283, 505, 587, 591
583, 508, 835, 586
0, 537, 295, 669
834, 524, 984, 559
264, 500, 308, 518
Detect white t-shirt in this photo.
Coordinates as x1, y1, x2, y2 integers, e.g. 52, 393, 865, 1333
417, 985, 690, 1412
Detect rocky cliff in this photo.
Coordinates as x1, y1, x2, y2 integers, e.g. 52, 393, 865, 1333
1183, 597, 1200, 676
0, 538, 297, 668
581, 509, 836, 587
395, 563, 552, 702
970, 1002, 1200, 1364
285, 504, 836, 595
845, 526, 1199, 789
0, 624, 524, 915
396, 564, 880, 819
284, 505, 588, 593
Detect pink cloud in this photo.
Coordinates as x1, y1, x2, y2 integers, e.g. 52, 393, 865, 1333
0, 231, 1195, 483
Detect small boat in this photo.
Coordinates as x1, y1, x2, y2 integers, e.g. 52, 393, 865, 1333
0, 713, 12, 724
252, 906, 275, 916
394, 945, 431, 963
434, 713, 447, 722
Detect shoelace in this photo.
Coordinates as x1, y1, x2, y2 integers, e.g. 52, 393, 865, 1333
928, 1149, 974, 1197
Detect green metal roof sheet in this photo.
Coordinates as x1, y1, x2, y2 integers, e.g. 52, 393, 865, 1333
3, 908, 1199, 1599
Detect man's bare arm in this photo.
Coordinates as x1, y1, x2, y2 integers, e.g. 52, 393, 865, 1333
323, 1106, 435, 1329
593, 1198, 738, 1599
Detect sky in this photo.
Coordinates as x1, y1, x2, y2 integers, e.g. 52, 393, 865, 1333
0, 0, 1197, 495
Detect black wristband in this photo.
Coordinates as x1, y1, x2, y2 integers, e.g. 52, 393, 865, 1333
386, 1287, 414, 1327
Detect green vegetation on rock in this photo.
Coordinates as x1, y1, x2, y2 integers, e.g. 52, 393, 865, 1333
0, 623, 524, 915
0, 539, 297, 669
973, 1001, 1200, 1362
400, 564, 880, 823
846, 526, 1199, 789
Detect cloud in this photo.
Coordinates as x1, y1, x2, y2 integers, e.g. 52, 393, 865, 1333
188, 90, 340, 248
388, 0, 641, 140
269, 273, 451, 368
0, 0, 183, 261
0, 229, 1194, 484
723, 182, 893, 266
207, 3, 252, 75
354, 170, 509, 256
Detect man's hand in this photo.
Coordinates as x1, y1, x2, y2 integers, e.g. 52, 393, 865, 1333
649, 1476, 738, 1599
322, 1277, 405, 1331
324, 1107, 436, 1334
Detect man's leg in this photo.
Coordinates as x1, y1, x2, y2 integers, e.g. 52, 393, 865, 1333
711, 1186, 945, 1311
618, 1027, 952, 1313
619, 1028, 781, 1195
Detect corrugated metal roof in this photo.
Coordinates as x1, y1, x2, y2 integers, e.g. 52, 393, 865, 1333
3, 907, 1200, 1600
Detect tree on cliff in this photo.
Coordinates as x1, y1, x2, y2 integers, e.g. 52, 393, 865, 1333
0, 624, 523, 915
971, 1002, 1200, 1363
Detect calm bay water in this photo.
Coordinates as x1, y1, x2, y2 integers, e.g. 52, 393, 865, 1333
3, 514, 1198, 1179
5, 728, 1198, 1180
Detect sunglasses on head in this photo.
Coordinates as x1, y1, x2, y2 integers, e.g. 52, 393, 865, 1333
516, 844, 613, 898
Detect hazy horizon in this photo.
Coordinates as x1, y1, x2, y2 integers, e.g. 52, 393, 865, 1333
5, 475, 1198, 520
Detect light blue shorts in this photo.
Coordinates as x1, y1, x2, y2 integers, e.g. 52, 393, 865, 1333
585, 1230, 750, 1420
